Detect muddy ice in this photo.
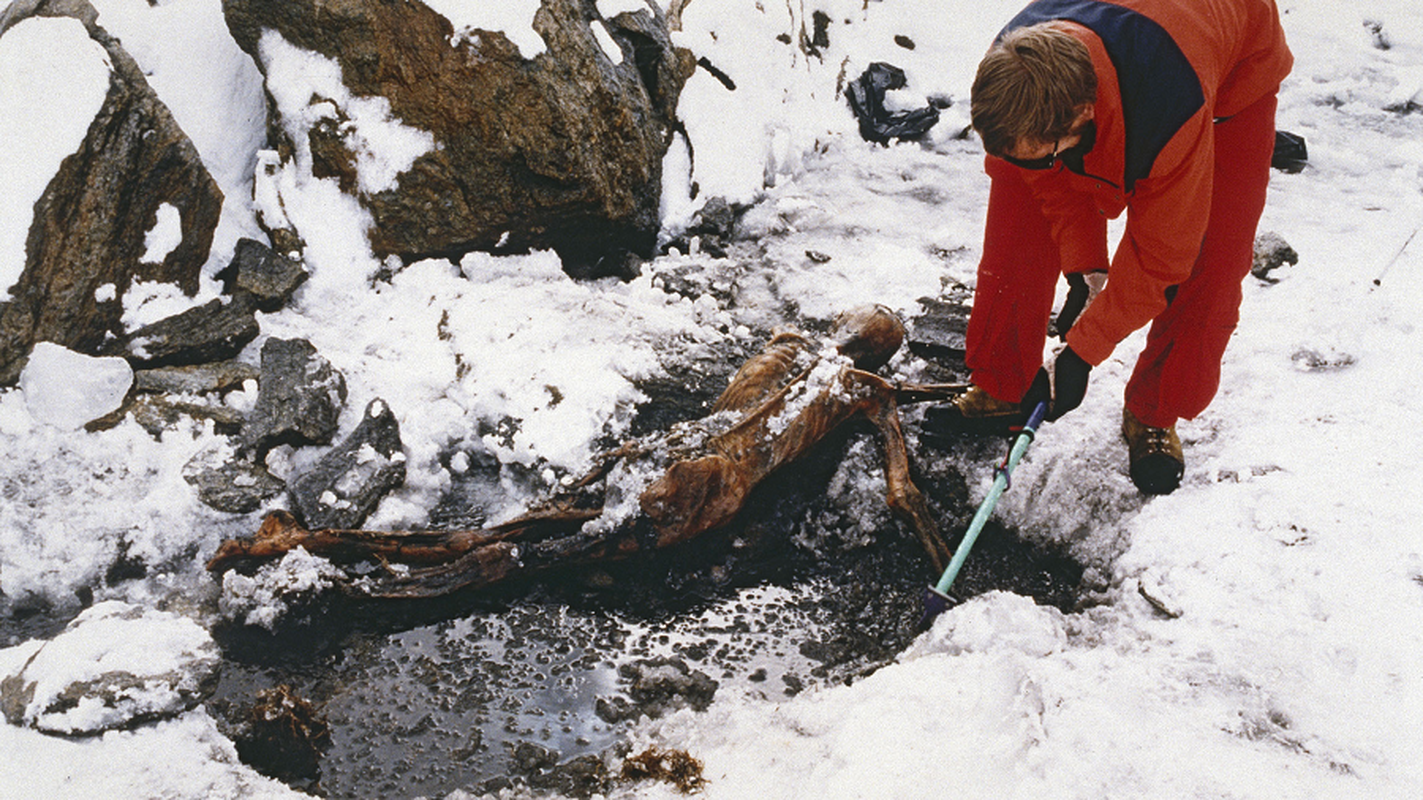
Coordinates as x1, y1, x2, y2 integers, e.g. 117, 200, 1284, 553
208, 400, 1084, 798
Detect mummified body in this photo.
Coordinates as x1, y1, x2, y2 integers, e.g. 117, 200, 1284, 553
207, 306, 957, 598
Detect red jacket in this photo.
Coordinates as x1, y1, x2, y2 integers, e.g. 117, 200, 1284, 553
990, 0, 1293, 365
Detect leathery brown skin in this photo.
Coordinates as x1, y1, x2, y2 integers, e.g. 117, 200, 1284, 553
207, 305, 957, 598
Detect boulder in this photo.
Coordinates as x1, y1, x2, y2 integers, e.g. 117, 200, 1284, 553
0, 601, 219, 735
224, 0, 694, 275
289, 398, 407, 530
0, 1, 223, 385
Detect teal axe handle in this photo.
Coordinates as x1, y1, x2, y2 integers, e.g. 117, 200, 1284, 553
931, 401, 1048, 598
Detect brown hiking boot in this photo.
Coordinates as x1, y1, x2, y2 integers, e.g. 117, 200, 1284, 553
922, 385, 1024, 439
1122, 408, 1184, 495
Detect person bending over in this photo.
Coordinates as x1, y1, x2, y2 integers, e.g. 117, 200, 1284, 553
928, 0, 1292, 494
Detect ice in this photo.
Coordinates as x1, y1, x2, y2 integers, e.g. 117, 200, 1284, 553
19, 343, 134, 431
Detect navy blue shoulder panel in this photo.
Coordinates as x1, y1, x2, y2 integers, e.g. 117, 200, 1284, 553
1001, 0, 1204, 190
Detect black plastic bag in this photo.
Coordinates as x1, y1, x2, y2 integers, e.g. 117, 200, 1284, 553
846, 62, 940, 145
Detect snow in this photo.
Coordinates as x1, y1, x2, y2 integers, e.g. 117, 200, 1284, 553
120, 277, 207, 331
422, 0, 547, 57
141, 202, 184, 264
0, 687, 298, 799
4, 0, 1423, 797
0, 16, 111, 300
598, 0, 652, 19
257, 30, 437, 197
219, 548, 346, 630
592, 20, 623, 64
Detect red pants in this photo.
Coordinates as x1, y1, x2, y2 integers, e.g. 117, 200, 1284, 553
965, 93, 1278, 428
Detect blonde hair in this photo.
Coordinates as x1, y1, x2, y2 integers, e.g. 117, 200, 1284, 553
971, 23, 1097, 157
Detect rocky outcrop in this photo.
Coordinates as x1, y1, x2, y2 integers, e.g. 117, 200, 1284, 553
225, 0, 694, 275
0, 0, 223, 385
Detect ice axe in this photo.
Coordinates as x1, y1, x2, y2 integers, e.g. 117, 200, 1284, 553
920, 400, 1048, 627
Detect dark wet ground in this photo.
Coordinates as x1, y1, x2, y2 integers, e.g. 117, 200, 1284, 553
206, 419, 1086, 799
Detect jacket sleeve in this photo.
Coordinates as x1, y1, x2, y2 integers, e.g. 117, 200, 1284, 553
1065, 120, 1215, 366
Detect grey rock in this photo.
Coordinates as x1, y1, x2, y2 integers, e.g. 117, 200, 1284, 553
89, 393, 246, 438
104, 294, 260, 368
183, 445, 286, 514
240, 337, 347, 458
223, 0, 694, 276
133, 360, 260, 396
218, 238, 308, 311
1252, 231, 1298, 283
0, 1, 223, 384
289, 398, 407, 530
89, 360, 257, 438
661, 196, 746, 258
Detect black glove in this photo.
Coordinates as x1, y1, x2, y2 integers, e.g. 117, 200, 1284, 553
1054, 271, 1107, 340
1023, 346, 1092, 421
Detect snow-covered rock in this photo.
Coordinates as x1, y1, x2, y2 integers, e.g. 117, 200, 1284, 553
1, 601, 218, 735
